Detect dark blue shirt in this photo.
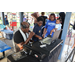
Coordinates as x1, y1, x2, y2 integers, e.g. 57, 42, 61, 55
32, 24, 43, 42
4, 18, 9, 25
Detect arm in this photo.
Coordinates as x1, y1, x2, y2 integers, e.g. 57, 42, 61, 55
24, 32, 35, 45
42, 28, 47, 38
19, 32, 35, 46
43, 21, 48, 37
15, 32, 35, 50
50, 28, 57, 35
24, 32, 43, 44
55, 28, 57, 31
43, 28, 47, 34
24, 37, 32, 44
50, 29, 55, 35
34, 34, 42, 40
17, 40, 30, 50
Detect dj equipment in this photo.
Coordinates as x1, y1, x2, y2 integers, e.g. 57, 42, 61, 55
7, 29, 63, 62
23, 44, 46, 61
40, 30, 61, 45
23, 39, 63, 61
7, 50, 27, 62
23, 30, 62, 61
7, 39, 63, 62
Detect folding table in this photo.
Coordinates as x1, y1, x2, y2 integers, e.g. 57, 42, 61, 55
0, 40, 11, 60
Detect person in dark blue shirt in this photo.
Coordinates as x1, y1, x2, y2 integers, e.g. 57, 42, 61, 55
4, 15, 9, 25
32, 17, 43, 42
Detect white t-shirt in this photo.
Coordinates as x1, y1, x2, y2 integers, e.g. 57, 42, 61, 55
55, 24, 62, 31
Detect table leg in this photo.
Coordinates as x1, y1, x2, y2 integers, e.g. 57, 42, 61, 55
0, 52, 5, 60
3, 52, 5, 57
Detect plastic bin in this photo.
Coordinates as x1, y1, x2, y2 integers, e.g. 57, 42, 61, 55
1, 29, 13, 40
6, 34, 13, 40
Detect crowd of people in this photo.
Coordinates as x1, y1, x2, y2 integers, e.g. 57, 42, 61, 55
1, 12, 75, 53
13, 12, 66, 52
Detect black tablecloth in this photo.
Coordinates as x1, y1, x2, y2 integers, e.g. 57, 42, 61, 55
30, 39, 63, 55
7, 39, 63, 62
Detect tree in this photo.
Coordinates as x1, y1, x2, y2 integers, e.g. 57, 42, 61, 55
45, 12, 60, 17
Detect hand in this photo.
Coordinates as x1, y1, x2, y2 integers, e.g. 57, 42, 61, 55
42, 34, 45, 38
39, 37, 42, 40
17, 44, 23, 50
29, 32, 35, 39
42, 31, 47, 38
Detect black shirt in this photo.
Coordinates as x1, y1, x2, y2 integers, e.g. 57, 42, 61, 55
14, 30, 27, 44
59, 12, 65, 29
40, 16, 47, 26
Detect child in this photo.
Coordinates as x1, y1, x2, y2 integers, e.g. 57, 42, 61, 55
32, 16, 43, 42
43, 13, 56, 38
50, 18, 62, 36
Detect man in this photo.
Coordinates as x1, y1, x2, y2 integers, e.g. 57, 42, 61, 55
59, 12, 65, 39
14, 22, 35, 52
40, 12, 47, 26
59, 12, 65, 29
4, 15, 9, 26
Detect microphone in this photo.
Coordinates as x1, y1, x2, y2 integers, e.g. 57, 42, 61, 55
28, 30, 36, 36
28, 30, 31, 32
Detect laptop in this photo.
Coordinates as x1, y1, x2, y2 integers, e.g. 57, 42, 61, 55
39, 30, 61, 45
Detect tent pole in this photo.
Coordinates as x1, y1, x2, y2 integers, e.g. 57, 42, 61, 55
58, 12, 72, 61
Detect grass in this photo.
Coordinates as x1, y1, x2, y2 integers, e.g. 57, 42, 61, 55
17, 22, 20, 28
0, 20, 2, 24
